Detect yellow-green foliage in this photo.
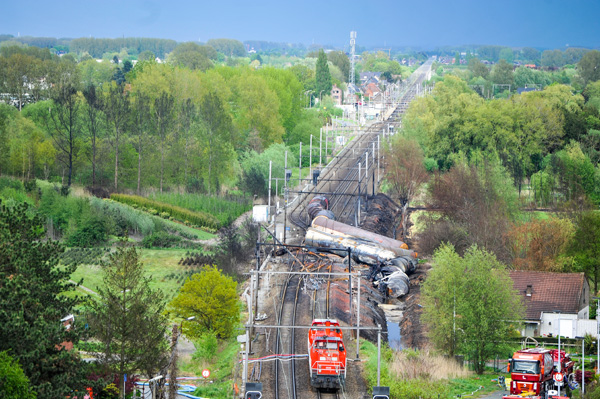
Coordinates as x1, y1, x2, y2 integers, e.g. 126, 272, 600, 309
169, 265, 240, 339
110, 194, 220, 229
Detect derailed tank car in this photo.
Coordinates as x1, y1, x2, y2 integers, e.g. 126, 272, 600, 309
304, 196, 418, 297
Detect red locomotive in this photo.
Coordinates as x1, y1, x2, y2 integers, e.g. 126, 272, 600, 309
308, 319, 347, 389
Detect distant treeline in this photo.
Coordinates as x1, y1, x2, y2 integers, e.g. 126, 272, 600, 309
70, 37, 178, 59
0, 34, 70, 50
431, 44, 595, 67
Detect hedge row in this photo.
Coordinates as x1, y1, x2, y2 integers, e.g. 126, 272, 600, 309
110, 194, 220, 230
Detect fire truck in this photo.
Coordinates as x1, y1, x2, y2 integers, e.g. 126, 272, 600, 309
503, 348, 573, 399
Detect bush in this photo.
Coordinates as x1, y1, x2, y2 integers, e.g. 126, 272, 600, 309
66, 217, 108, 247
110, 194, 220, 229
142, 231, 182, 248
0, 177, 24, 192
192, 332, 219, 361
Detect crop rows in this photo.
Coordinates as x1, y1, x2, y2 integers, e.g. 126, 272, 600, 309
149, 192, 251, 226
60, 247, 110, 267
110, 194, 220, 230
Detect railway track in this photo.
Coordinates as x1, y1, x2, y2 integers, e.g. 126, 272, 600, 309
289, 59, 433, 230
259, 60, 434, 399
317, 390, 340, 399
274, 255, 303, 399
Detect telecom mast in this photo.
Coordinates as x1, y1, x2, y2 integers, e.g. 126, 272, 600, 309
349, 31, 356, 85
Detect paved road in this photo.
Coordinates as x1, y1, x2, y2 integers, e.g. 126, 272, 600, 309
477, 389, 506, 399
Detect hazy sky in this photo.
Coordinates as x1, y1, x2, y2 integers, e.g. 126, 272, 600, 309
2, 0, 599, 49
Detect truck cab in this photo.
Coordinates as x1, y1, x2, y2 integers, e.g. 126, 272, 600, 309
508, 348, 554, 395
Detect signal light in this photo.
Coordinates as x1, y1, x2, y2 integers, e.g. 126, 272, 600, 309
313, 169, 321, 185
373, 386, 390, 399
245, 382, 262, 399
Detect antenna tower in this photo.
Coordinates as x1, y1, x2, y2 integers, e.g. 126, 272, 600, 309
349, 31, 356, 85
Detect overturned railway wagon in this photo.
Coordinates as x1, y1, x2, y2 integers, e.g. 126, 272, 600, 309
304, 195, 418, 297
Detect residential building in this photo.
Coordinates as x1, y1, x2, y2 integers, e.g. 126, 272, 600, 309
509, 271, 593, 338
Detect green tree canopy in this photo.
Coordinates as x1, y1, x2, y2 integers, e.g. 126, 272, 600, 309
206, 38, 246, 57
569, 211, 600, 293
421, 244, 524, 373
578, 50, 600, 85
0, 201, 87, 398
468, 57, 489, 79
169, 42, 214, 71
315, 49, 332, 100
169, 265, 240, 339
490, 59, 514, 86
327, 51, 350, 82
0, 351, 36, 399
87, 244, 169, 389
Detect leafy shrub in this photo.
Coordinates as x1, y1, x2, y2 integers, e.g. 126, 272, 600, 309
66, 217, 108, 247
192, 332, 219, 361
160, 211, 170, 219
142, 231, 182, 248
23, 179, 37, 193
111, 194, 220, 229
0, 177, 24, 192
150, 192, 251, 227
60, 185, 70, 197
0, 187, 32, 205
89, 197, 156, 236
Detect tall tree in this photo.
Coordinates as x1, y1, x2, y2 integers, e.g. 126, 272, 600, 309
383, 136, 429, 207
507, 217, 575, 271
103, 82, 130, 191
0, 201, 87, 398
569, 211, 600, 293
0, 351, 36, 399
82, 84, 104, 187
419, 158, 519, 263
177, 97, 195, 186
131, 92, 151, 195
169, 265, 240, 339
315, 49, 332, 100
468, 57, 489, 79
169, 42, 214, 71
197, 92, 235, 195
153, 91, 175, 193
490, 59, 514, 86
87, 244, 169, 397
327, 51, 350, 82
47, 61, 81, 187
421, 244, 524, 373
206, 38, 246, 57
578, 50, 600, 85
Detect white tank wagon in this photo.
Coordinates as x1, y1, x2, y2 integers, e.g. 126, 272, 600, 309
304, 196, 418, 297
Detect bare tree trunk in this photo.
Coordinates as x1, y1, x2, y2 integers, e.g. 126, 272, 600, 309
168, 325, 179, 399
184, 137, 189, 186
137, 141, 142, 195
114, 131, 119, 191
160, 142, 164, 194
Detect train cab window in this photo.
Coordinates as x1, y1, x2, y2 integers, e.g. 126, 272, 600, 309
339, 344, 345, 352
326, 342, 338, 350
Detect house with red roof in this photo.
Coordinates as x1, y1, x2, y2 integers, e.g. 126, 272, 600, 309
509, 271, 596, 338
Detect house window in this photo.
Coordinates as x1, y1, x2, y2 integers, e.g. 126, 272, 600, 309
526, 285, 532, 297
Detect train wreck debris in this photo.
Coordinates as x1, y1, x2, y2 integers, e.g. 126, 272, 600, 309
304, 195, 417, 298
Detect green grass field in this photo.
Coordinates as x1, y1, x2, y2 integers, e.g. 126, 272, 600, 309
69, 248, 192, 299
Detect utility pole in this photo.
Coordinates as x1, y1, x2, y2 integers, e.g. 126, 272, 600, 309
284, 151, 288, 244
299, 142, 302, 188
309, 135, 313, 182
319, 127, 323, 165
268, 160, 272, 224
